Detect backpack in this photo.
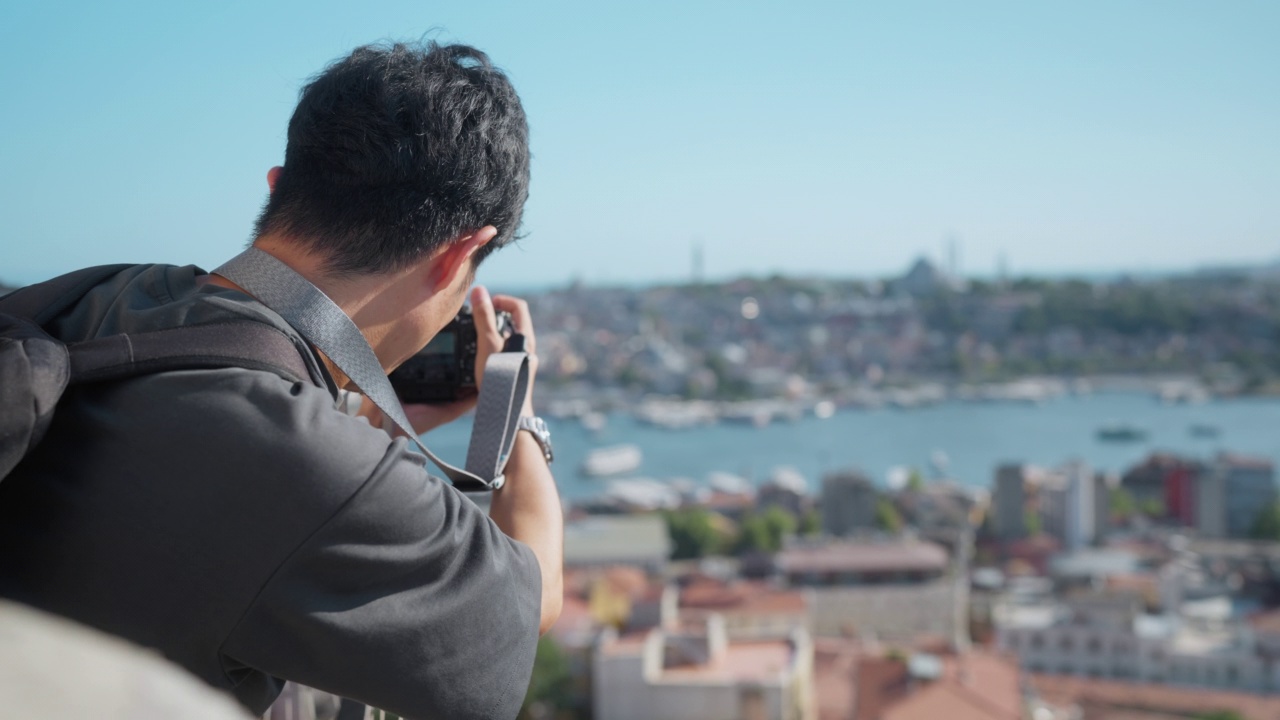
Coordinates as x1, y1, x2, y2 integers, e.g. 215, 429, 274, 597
0, 264, 318, 481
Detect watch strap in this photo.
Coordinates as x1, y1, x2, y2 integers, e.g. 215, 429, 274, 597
517, 416, 554, 463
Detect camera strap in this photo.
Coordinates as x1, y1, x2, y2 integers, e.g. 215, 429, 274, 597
213, 247, 528, 491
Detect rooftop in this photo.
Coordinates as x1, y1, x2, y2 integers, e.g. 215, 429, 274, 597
1049, 549, 1141, 580
660, 639, 794, 684
813, 638, 861, 720
563, 514, 672, 566
995, 602, 1060, 630
850, 646, 1021, 720
777, 540, 948, 575
598, 627, 798, 686
1217, 452, 1275, 471
679, 579, 807, 615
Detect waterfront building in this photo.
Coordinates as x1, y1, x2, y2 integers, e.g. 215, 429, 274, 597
1217, 453, 1276, 539
1196, 465, 1228, 538
1168, 453, 1280, 539
993, 465, 1028, 541
1039, 462, 1096, 552
820, 470, 876, 537
1093, 472, 1113, 542
892, 481, 976, 551
1164, 461, 1202, 528
759, 467, 810, 518
1121, 454, 1181, 515
1126, 450, 1203, 525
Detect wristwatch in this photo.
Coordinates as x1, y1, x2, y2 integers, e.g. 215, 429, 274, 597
517, 416, 554, 464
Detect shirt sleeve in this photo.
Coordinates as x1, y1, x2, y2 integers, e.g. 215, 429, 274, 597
220, 439, 542, 720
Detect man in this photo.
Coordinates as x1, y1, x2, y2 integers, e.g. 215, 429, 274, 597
0, 41, 562, 720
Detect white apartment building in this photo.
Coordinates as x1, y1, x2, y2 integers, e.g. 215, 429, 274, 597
593, 615, 815, 720
994, 591, 1276, 692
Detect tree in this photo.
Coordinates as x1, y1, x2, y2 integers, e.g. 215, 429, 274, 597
1138, 498, 1165, 518
1024, 508, 1042, 537
875, 497, 903, 533
800, 508, 822, 537
519, 636, 575, 720
736, 506, 798, 554
1251, 503, 1280, 541
1110, 487, 1137, 522
664, 508, 727, 559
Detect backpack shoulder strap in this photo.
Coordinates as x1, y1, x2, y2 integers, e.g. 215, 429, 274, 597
0, 265, 135, 324
68, 321, 321, 387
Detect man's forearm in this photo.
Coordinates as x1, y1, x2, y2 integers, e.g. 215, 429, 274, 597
489, 431, 563, 635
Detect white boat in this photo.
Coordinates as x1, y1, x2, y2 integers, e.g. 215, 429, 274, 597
580, 411, 607, 433
580, 444, 643, 478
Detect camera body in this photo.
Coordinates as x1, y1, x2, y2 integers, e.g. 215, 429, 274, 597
389, 307, 510, 404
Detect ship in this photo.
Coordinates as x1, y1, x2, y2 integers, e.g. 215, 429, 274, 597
580, 444, 643, 478
1096, 423, 1147, 442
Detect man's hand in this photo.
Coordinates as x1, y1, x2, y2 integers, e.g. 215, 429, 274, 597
471, 285, 538, 417
369, 286, 538, 436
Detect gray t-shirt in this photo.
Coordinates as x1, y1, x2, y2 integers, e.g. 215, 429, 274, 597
0, 264, 541, 720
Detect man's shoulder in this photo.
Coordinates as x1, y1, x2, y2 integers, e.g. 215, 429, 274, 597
112, 363, 399, 510
48, 262, 305, 345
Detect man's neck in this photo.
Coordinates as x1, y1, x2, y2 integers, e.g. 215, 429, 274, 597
205, 237, 384, 390
200, 270, 354, 390
207, 235, 446, 389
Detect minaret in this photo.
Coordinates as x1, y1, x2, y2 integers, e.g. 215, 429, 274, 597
692, 240, 704, 285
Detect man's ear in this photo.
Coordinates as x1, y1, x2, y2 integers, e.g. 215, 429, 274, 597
429, 226, 498, 291
267, 166, 283, 193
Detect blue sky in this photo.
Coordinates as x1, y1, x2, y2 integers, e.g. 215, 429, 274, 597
1, 1, 1277, 288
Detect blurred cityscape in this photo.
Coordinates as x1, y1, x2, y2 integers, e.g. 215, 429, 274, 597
530, 256, 1280, 419
511, 258, 1280, 720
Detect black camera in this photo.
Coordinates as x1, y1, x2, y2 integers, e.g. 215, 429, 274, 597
389, 307, 511, 404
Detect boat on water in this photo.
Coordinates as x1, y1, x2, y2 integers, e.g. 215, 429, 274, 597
580, 411, 607, 433
1096, 423, 1148, 442
1189, 423, 1221, 439
580, 444, 643, 478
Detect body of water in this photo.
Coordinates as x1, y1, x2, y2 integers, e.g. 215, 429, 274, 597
425, 392, 1280, 501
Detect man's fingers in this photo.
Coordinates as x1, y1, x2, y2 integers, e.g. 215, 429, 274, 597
492, 295, 535, 354
470, 285, 503, 347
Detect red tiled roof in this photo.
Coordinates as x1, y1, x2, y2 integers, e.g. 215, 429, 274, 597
854, 656, 910, 720
812, 639, 1022, 720
601, 566, 650, 597
679, 579, 807, 615
813, 639, 861, 720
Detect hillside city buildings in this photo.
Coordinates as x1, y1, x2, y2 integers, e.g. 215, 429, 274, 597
529, 439, 1280, 720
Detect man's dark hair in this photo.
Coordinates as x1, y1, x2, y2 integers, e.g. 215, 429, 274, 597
255, 41, 529, 275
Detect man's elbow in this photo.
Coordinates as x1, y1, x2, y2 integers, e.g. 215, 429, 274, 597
538, 578, 563, 635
